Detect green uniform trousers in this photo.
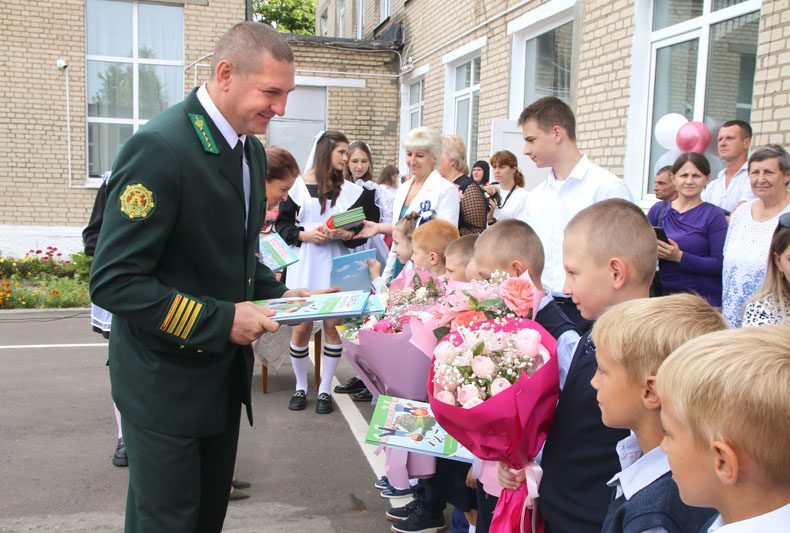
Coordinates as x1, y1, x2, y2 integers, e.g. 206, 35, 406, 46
121, 355, 243, 532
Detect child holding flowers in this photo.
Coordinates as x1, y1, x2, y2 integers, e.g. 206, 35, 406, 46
656, 325, 790, 531
498, 199, 658, 532
590, 294, 724, 532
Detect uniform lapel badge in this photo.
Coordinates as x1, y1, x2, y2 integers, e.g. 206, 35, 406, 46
119, 183, 156, 220
189, 113, 220, 154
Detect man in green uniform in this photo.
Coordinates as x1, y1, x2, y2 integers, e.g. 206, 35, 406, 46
90, 22, 301, 532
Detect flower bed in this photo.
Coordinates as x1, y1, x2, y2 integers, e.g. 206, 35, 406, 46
0, 247, 90, 309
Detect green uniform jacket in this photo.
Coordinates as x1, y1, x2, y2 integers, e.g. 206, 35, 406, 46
90, 88, 287, 437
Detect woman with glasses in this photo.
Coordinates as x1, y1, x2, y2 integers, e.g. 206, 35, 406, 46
722, 144, 790, 327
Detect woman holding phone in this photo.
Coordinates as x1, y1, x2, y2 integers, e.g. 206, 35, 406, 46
647, 152, 728, 306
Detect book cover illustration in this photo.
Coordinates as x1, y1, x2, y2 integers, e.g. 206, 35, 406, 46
254, 290, 371, 326
330, 249, 376, 292
365, 395, 474, 463
258, 232, 299, 271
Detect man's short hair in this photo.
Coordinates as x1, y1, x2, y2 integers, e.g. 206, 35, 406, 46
565, 199, 657, 285
412, 219, 461, 260
210, 22, 294, 76
592, 294, 727, 383
445, 234, 478, 264
517, 96, 576, 142
656, 165, 672, 176
657, 325, 790, 487
475, 219, 545, 278
748, 144, 790, 175
721, 120, 752, 140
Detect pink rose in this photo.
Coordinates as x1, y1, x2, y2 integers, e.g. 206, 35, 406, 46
498, 276, 537, 317
456, 384, 481, 405
372, 318, 394, 333
400, 314, 413, 325
462, 398, 484, 409
514, 329, 541, 358
436, 390, 456, 405
434, 341, 458, 365
435, 371, 460, 392
490, 377, 512, 396
452, 310, 487, 329
471, 356, 497, 380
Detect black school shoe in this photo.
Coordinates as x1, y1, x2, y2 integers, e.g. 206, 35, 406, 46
351, 387, 373, 402
333, 376, 365, 394
112, 438, 128, 467
288, 390, 307, 411
385, 498, 419, 522
389, 504, 445, 533
315, 392, 334, 414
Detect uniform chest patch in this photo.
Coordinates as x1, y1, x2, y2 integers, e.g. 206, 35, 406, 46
120, 183, 156, 220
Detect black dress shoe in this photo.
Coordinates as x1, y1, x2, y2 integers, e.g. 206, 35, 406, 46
315, 393, 334, 414
231, 478, 250, 489
351, 387, 373, 402
333, 376, 365, 394
288, 390, 307, 411
112, 437, 128, 467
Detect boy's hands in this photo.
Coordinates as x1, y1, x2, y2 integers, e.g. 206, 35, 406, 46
465, 466, 477, 489
367, 258, 382, 280
497, 461, 525, 490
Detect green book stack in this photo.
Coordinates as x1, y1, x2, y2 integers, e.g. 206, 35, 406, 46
328, 207, 366, 229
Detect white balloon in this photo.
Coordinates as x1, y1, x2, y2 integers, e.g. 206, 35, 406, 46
655, 113, 688, 150
654, 149, 681, 176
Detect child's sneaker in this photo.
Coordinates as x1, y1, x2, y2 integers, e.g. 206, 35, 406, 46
390, 504, 445, 532
374, 475, 389, 490
380, 484, 415, 499
385, 498, 420, 522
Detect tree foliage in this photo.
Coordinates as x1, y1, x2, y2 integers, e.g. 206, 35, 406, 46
253, 0, 315, 35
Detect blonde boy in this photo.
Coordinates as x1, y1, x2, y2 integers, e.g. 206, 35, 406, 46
410, 219, 460, 276
657, 325, 790, 532
500, 198, 659, 532
591, 294, 726, 532
472, 218, 544, 286
444, 234, 477, 282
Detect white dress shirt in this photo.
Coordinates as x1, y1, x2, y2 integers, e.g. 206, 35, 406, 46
707, 502, 790, 532
524, 155, 633, 296
492, 186, 529, 222
196, 85, 250, 228
701, 162, 755, 214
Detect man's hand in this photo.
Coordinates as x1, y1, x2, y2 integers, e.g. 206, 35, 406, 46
497, 461, 525, 490
465, 466, 477, 489
229, 301, 279, 345
353, 220, 380, 239
282, 287, 341, 298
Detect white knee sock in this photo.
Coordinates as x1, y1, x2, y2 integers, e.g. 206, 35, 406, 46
318, 342, 343, 396
289, 343, 310, 392
114, 403, 123, 439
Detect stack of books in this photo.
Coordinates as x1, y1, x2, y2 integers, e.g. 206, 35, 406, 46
325, 207, 366, 230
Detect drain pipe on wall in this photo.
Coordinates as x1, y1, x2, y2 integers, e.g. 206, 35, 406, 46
56, 58, 75, 189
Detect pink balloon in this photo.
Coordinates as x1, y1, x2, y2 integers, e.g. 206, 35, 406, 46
676, 122, 712, 153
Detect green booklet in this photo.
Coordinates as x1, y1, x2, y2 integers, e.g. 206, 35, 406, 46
365, 395, 474, 463
329, 207, 366, 229
254, 290, 370, 326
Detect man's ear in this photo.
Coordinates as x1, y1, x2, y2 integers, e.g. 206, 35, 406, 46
712, 440, 739, 487
511, 260, 526, 277
214, 59, 234, 90
642, 375, 661, 410
552, 125, 563, 143
609, 257, 627, 290
430, 251, 440, 266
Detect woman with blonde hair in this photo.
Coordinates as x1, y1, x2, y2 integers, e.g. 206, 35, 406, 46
743, 216, 790, 325
438, 134, 487, 235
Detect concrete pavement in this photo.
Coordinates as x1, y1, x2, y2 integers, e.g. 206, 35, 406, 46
0, 309, 398, 532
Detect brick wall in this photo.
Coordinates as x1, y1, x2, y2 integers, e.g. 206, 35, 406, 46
751, 0, 790, 147
0, 0, 244, 228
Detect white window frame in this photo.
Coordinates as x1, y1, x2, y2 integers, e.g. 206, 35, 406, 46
442, 37, 486, 168
337, 0, 346, 38
398, 64, 429, 171
380, 0, 391, 23
624, 0, 761, 206
356, 0, 364, 39
507, 0, 576, 119
85, 0, 184, 184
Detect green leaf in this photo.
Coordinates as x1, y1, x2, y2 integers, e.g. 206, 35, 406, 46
433, 326, 451, 341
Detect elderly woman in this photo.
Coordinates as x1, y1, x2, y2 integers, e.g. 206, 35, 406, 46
438, 134, 487, 235
722, 144, 790, 327
646, 152, 727, 306
356, 127, 460, 282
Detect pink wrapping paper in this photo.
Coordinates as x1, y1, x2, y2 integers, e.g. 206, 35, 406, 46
428, 318, 560, 533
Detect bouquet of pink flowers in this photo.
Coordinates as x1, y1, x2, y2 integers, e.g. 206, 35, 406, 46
387, 266, 446, 311
428, 317, 559, 533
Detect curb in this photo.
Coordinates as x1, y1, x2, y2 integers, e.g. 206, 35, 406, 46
0, 307, 90, 315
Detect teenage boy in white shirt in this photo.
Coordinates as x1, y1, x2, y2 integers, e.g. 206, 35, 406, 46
519, 96, 632, 331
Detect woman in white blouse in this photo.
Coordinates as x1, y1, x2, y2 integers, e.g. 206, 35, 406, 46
485, 150, 529, 224
356, 127, 460, 282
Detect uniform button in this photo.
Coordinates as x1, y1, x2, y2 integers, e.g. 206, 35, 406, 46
180, 345, 185, 349
197, 348, 204, 353
248, 277, 252, 285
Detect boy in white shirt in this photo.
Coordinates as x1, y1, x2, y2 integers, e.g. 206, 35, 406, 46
591, 294, 726, 532
656, 325, 790, 532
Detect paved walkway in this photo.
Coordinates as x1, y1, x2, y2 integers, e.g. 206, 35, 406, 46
0, 309, 401, 532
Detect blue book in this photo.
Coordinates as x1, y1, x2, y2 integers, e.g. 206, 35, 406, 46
259, 232, 299, 272
331, 249, 376, 292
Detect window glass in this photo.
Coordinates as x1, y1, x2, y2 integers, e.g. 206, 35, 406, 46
652, 0, 703, 31
87, 61, 133, 118
86, 0, 132, 57
138, 3, 183, 60
524, 21, 573, 106
88, 123, 133, 177
455, 62, 471, 91
139, 65, 183, 119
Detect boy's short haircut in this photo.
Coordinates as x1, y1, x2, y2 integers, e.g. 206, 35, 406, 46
657, 325, 790, 487
394, 211, 422, 241
475, 219, 545, 277
517, 96, 576, 142
592, 294, 727, 383
566, 199, 656, 285
445, 234, 478, 263
412, 219, 461, 260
